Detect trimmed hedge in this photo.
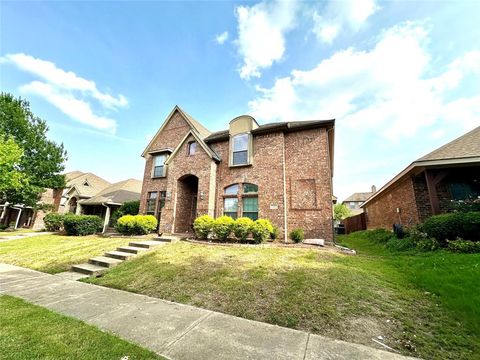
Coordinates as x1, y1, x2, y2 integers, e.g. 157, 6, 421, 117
212, 216, 235, 241
447, 240, 480, 253
233, 217, 254, 241
43, 213, 64, 231
63, 215, 103, 236
422, 211, 480, 244
110, 200, 140, 226
251, 219, 274, 244
116, 215, 157, 235
193, 215, 214, 239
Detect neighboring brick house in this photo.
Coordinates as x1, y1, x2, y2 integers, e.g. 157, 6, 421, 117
362, 126, 480, 229
140, 106, 335, 241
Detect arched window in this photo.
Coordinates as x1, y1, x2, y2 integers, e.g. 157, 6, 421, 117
223, 183, 259, 220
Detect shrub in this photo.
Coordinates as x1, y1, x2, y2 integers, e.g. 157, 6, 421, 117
233, 217, 254, 241
251, 219, 274, 244
43, 213, 64, 231
422, 212, 480, 244
193, 215, 214, 239
212, 216, 235, 241
63, 215, 103, 236
270, 225, 279, 240
110, 200, 140, 226
386, 237, 416, 251
416, 238, 441, 252
447, 240, 480, 253
116, 215, 157, 235
289, 228, 304, 243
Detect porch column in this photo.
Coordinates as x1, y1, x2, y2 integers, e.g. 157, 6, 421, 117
424, 170, 448, 215
75, 203, 82, 215
102, 205, 111, 233
14, 208, 22, 229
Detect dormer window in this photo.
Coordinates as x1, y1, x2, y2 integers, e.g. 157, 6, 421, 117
153, 154, 167, 177
83, 180, 89, 186
232, 133, 249, 166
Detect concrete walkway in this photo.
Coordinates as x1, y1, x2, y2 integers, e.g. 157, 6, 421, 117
0, 263, 417, 360
0, 231, 54, 243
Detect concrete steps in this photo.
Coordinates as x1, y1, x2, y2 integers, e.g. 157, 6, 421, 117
70, 235, 183, 277
105, 250, 137, 260
117, 245, 149, 254
89, 256, 123, 268
71, 263, 108, 276
129, 240, 164, 249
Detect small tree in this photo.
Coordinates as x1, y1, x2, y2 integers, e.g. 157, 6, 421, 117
0, 137, 27, 199
334, 203, 352, 222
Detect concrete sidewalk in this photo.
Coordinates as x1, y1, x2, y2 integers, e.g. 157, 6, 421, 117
0, 263, 416, 360
0, 231, 54, 243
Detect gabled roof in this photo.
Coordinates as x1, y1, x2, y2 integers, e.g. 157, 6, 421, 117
165, 130, 221, 165
343, 192, 374, 203
362, 126, 480, 207
79, 178, 142, 205
65, 172, 111, 197
141, 105, 211, 157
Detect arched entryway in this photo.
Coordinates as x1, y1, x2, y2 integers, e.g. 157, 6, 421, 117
174, 174, 199, 233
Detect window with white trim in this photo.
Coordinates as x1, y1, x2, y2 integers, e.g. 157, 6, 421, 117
153, 154, 167, 177
232, 133, 249, 166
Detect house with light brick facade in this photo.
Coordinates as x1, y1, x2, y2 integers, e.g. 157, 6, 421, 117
139, 106, 335, 241
362, 126, 480, 229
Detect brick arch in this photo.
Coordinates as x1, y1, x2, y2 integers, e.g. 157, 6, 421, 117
174, 174, 199, 234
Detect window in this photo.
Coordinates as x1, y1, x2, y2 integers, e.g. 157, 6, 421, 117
146, 192, 158, 215
242, 196, 258, 220
223, 182, 259, 219
243, 183, 258, 193
159, 191, 167, 212
224, 184, 239, 195
153, 154, 167, 177
232, 133, 249, 165
224, 198, 238, 219
188, 141, 197, 155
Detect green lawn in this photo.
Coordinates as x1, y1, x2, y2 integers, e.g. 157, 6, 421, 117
85, 239, 480, 360
0, 228, 41, 236
0, 234, 135, 273
0, 295, 162, 359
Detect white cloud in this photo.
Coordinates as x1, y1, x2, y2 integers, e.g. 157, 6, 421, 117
2, 53, 127, 133
313, 0, 379, 43
247, 22, 480, 200
235, 0, 298, 79
21, 81, 117, 133
215, 31, 229, 45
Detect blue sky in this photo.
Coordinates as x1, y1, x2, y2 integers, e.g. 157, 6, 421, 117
1, 0, 479, 201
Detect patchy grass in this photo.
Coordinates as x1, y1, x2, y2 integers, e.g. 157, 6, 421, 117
0, 234, 135, 273
85, 240, 480, 359
0, 295, 163, 359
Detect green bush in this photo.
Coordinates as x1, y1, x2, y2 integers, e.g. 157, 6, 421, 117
63, 215, 103, 236
233, 217, 254, 241
415, 238, 441, 252
447, 240, 480, 253
289, 228, 304, 243
422, 212, 480, 244
116, 215, 157, 235
193, 215, 214, 239
251, 219, 274, 244
212, 216, 235, 241
110, 200, 140, 226
43, 213, 65, 231
270, 225, 279, 240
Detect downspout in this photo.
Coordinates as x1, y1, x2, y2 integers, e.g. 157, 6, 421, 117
282, 133, 288, 243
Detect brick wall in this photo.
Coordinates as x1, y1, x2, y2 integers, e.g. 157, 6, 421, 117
285, 128, 333, 240
364, 176, 420, 229
412, 174, 432, 222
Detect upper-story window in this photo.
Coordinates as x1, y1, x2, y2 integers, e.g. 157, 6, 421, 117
153, 154, 167, 177
232, 133, 249, 166
188, 141, 197, 155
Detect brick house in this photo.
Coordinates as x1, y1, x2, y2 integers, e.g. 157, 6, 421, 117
362, 126, 480, 229
139, 106, 335, 241
342, 185, 376, 216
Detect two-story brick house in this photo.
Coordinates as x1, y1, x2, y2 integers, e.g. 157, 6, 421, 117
139, 106, 335, 241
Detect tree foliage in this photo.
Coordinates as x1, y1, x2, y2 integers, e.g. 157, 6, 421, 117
0, 93, 67, 206
333, 203, 353, 222
0, 137, 27, 196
